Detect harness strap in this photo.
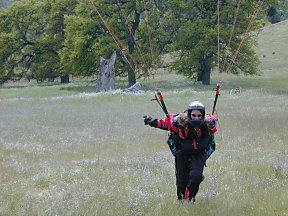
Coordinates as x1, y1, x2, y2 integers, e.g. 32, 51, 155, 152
192, 127, 202, 150
195, 127, 202, 137
193, 139, 197, 150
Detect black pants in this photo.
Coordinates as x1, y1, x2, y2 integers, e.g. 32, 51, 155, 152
175, 152, 206, 200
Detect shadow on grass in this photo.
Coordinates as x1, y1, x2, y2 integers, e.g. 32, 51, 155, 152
1, 81, 64, 89
140, 78, 218, 92
60, 85, 96, 93
59, 79, 129, 93
57, 78, 219, 93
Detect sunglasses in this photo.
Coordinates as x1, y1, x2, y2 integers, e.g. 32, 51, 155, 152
191, 114, 202, 118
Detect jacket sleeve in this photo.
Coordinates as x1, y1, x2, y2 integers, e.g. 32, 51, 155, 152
150, 114, 179, 133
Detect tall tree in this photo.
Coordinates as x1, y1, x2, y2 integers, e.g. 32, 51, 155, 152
0, 0, 77, 85
61, 0, 162, 87
0, 0, 46, 84
164, 0, 279, 84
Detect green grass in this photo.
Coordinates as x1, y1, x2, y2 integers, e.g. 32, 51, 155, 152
1, 21, 288, 215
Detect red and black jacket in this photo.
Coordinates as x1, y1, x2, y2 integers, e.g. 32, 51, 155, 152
149, 114, 209, 155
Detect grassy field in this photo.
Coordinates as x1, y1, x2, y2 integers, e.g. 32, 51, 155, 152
1, 21, 288, 215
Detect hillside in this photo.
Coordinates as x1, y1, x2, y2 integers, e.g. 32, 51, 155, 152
216, 19, 288, 91
256, 19, 288, 72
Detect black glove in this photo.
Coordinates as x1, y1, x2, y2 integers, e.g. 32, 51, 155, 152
143, 115, 158, 127
143, 115, 153, 125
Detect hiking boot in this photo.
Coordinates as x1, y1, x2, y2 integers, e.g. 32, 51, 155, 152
189, 197, 196, 204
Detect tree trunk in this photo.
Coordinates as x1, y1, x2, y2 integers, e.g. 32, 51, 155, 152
197, 72, 203, 82
128, 66, 136, 87
200, 56, 211, 85
60, 75, 69, 83
127, 42, 136, 87
96, 51, 116, 92
119, 6, 140, 87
